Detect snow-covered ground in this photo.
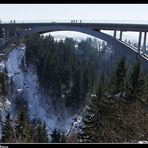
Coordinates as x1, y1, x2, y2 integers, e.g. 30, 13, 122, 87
138, 141, 148, 144
3, 45, 81, 138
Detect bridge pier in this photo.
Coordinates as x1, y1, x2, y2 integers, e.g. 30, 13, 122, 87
138, 31, 142, 54
15, 28, 19, 36
4, 27, 12, 41
119, 30, 122, 41
0, 28, 4, 46
4, 27, 8, 41
114, 30, 116, 38
142, 32, 147, 54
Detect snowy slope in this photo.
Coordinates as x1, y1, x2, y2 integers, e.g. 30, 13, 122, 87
4, 45, 81, 137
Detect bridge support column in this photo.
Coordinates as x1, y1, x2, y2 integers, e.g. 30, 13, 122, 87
114, 30, 117, 38
15, 28, 18, 36
142, 32, 147, 54
4, 27, 11, 41
119, 31, 122, 41
138, 31, 142, 54
4, 27, 8, 41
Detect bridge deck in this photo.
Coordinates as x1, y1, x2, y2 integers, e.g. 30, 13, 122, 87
1, 22, 148, 32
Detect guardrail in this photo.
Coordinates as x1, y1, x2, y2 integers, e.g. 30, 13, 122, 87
0, 20, 148, 24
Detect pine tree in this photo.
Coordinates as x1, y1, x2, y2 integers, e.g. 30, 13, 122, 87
111, 56, 127, 96
78, 80, 105, 143
1, 113, 15, 143
42, 122, 49, 143
26, 123, 36, 143
71, 65, 83, 111
35, 119, 49, 143
15, 107, 28, 142
50, 128, 66, 143
88, 63, 95, 93
78, 76, 123, 143
126, 61, 145, 102
0, 72, 8, 96
0, 27, 3, 38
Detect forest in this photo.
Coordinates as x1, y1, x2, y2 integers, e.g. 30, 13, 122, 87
0, 34, 147, 143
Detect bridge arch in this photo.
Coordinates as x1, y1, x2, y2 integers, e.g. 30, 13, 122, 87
20, 25, 144, 60
21, 25, 122, 47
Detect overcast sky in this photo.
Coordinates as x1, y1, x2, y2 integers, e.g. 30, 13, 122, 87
0, 4, 148, 22
0, 4, 147, 42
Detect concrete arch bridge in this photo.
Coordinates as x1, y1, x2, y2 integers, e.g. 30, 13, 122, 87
0, 22, 148, 71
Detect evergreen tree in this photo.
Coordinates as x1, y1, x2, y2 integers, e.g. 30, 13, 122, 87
42, 122, 49, 143
35, 119, 49, 143
78, 75, 126, 143
78, 79, 105, 143
111, 56, 127, 96
50, 128, 66, 143
26, 123, 36, 143
1, 113, 15, 143
87, 63, 95, 93
0, 27, 3, 38
71, 65, 83, 111
0, 72, 8, 96
15, 107, 28, 142
126, 61, 145, 102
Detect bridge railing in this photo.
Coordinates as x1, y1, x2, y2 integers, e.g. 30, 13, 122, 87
1, 20, 148, 24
